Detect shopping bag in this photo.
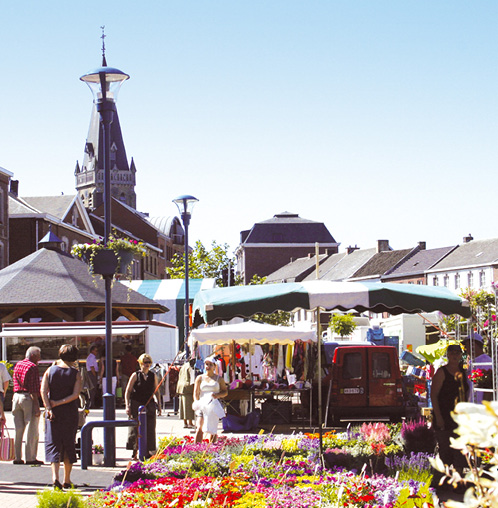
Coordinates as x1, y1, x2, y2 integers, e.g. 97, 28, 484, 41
0, 425, 15, 461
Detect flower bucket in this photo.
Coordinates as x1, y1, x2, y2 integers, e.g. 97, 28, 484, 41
92, 249, 118, 276
93, 453, 104, 466
116, 250, 134, 275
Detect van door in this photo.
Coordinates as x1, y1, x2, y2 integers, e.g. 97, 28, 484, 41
335, 348, 368, 407
368, 348, 398, 407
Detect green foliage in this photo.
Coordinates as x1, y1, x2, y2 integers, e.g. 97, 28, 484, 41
329, 313, 357, 338
36, 488, 85, 508
393, 482, 433, 507
459, 288, 496, 331
249, 274, 267, 285
248, 274, 292, 325
167, 240, 241, 287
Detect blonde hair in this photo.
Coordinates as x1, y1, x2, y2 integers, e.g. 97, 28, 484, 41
138, 353, 153, 365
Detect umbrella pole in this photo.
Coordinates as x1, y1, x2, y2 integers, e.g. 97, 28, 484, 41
316, 307, 323, 458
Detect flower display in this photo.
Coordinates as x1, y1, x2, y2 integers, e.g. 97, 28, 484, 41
469, 368, 493, 388
431, 401, 498, 506
86, 425, 437, 508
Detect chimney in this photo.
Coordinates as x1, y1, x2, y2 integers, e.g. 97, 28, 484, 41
346, 245, 360, 254
463, 234, 473, 243
418, 241, 426, 250
10, 179, 19, 197
377, 240, 390, 253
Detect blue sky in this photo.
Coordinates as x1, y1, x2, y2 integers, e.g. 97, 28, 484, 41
1, 1, 496, 255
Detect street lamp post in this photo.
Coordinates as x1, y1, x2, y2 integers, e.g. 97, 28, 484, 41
81, 58, 129, 467
173, 195, 199, 356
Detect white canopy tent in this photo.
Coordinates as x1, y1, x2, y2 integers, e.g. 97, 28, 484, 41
190, 320, 317, 346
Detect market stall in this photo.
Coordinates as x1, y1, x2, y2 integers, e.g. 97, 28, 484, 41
190, 320, 317, 426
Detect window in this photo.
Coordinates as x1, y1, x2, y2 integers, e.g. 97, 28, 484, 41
468, 272, 474, 287
433, 276, 439, 286
443, 275, 449, 287
455, 273, 460, 289
480, 271, 486, 287
342, 353, 362, 379
372, 353, 392, 379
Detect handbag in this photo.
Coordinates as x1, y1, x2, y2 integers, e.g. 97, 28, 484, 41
0, 424, 15, 461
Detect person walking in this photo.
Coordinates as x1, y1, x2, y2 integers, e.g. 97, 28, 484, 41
177, 359, 196, 429
0, 361, 12, 404
125, 354, 161, 459
193, 356, 227, 443
431, 343, 469, 470
85, 345, 100, 408
41, 344, 82, 489
12, 346, 43, 465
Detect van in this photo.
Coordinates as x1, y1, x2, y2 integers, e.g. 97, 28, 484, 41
324, 343, 405, 426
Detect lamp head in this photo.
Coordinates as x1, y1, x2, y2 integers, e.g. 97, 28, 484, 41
173, 195, 199, 218
80, 66, 129, 103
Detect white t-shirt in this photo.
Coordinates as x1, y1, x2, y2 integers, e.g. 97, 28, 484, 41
86, 353, 99, 375
0, 362, 12, 394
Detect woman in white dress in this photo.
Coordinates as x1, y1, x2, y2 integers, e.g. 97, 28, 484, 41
193, 356, 227, 443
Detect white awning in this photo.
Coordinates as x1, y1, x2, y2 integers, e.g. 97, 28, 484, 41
0, 326, 147, 338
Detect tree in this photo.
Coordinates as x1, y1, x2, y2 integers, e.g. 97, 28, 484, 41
329, 313, 357, 338
166, 240, 242, 287
248, 274, 292, 326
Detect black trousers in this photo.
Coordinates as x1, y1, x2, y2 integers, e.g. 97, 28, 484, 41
127, 400, 157, 454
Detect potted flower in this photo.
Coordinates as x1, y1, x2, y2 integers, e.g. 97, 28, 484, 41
469, 368, 493, 389
92, 444, 104, 465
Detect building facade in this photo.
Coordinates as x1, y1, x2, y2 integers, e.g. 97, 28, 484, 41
236, 211, 339, 284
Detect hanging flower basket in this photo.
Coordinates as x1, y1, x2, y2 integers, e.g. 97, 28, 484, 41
71, 231, 147, 282
92, 249, 118, 276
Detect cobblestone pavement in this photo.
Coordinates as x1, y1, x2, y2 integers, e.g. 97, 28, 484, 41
0, 406, 190, 507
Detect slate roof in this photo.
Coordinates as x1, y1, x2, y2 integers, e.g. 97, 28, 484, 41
0, 248, 167, 321
313, 248, 377, 281
265, 253, 329, 283
241, 212, 337, 244
9, 195, 41, 215
302, 252, 348, 281
18, 195, 76, 220
428, 238, 498, 271
383, 246, 457, 280
349, 249, 413, 280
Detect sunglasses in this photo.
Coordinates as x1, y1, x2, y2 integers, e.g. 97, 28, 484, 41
143, 360, 152, 364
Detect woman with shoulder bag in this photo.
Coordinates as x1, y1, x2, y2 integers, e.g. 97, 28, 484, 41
125, 354, 161, 459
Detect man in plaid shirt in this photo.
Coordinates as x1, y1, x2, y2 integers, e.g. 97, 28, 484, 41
12, 346, 43, 465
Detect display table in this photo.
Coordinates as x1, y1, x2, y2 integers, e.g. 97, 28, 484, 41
251, 388, 312, 426
223, 389, 252, 416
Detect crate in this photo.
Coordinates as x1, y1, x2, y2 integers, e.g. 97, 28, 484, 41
261, 400, 292, 424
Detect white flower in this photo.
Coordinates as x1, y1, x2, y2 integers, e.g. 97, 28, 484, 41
451, 402, 498, 450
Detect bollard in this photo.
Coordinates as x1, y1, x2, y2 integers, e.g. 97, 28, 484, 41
138, 405, 148, 461
80, 419, 138, 469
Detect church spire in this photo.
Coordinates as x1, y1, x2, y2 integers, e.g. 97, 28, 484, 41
75, 32, 137, 211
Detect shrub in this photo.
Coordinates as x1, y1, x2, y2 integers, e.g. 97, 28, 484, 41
401, 418, 436, 454
36, 488, 85, 508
